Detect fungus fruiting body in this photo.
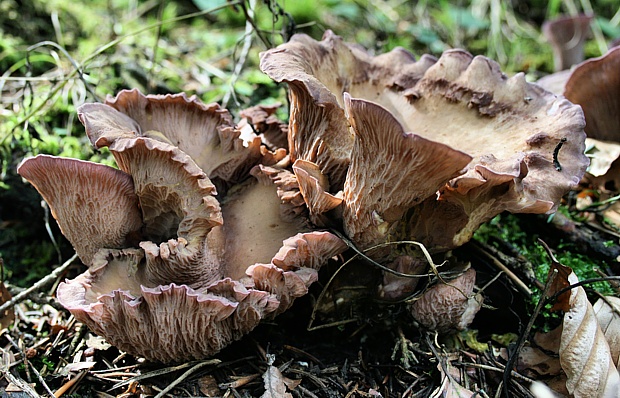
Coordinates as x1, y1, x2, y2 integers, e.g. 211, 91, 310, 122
260, 31, 588, 254
543, 14, 593, 71
18, 90, 346, 362
260, 31, 588, 331
537, 46, 620, 186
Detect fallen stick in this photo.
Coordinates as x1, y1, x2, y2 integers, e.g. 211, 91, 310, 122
0, 253, 78, 315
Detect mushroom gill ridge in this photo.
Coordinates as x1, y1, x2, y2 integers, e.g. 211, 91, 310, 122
20, 91, 346, 362
260, 31, 588, 253
260, 31, 587, 332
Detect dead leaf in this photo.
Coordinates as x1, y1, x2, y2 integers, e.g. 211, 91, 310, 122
593, 296, 620, 367
198, 375, 220, 397
513, 346, 563, 378
534, 325, 563, 354
585, 138, 620, 177
557, 272, 620, 397
546, 258, 573, 312
85, 334, 112, 351
434, 358, 475, 398
261, 365, 293, 398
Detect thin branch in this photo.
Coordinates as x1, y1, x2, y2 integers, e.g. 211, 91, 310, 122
153, 360, 216, 398
0, 253, 78, 316
501, 242, 558, 398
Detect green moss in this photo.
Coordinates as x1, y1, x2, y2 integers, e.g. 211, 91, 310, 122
474, 212, 615, 297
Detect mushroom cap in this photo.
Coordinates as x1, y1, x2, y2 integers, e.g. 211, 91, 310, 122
17, 155, 143, 266
56, 247, 280, 363
408, 267, 482, 333
542, 14, 593, 71
260, 30, 438, 191
28, 89, 347, 362
239, 103, 289, 150
109, 136, 224, 288
342, 93, 472, 249
78, 89, 279, 195
564, 46, 620, 142
261, 32, 588, 251
57, 229, 346, 362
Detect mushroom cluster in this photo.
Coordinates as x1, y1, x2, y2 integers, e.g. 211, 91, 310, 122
18, 90, 346, 362
261, 31, 587, 254
260, 31, 588, 327
537, 45, 620, 187
19, 31, 590, 357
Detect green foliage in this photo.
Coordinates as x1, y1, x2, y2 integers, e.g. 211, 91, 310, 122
474, 212, 615, 296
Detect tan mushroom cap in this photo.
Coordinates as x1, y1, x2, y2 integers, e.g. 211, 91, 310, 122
57, 247, 280, 363
78, 89, 275, 194
17, 155, 143, 266
564, 46, 620, 142
251, 164, 309, 222
239, 103, 289, 150
292, 159, 343, 225
343, 94, 472, 250
260, 30, 438, 191
108, 136, 224, 288
262, 32, 587, 251
542, 14, 593, 71
409, 268, 482, 333
57, 230, 346, 362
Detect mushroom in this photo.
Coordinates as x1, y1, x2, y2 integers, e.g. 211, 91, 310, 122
17, 156, 143, 266
409, 267, 482, 333
537, 46, 620, 186
564, 46, 620, 143
260, 32, 587, 331
18, 91, 346, 362
543, 14, 593, 71
78, 89, 286, 196
260, 31, 588, 253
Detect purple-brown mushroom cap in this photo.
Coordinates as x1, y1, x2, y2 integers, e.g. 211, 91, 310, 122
261, 32, 588, 251
17, 155, 143, 266
78, 89, 284, 195
564, 46, 620, 143
21, 90, 347, 362
543, 14, 593, 71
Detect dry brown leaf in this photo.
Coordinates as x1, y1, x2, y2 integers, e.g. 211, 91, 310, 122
534, 325, 563, 353
547, 261, 573, 312
434, 359, 475, 398
585, 138, 620, 177
261, 365, 293, 398
557, 272, 620, 397
593, 296, 620, 367
513, 346, 563, 378
197, 375, 220, 397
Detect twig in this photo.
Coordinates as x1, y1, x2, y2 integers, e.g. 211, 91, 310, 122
284, 345, 324, 367
2, 368, 41, 397
456, 362, 536, 384
28, 360, 55, 396
470, 242, 533, 297
110, 359, 219, 391
153, 360, 215, 398
0, 253, 78, 316
501, 241, 558, 398
54, 369, 87, 397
